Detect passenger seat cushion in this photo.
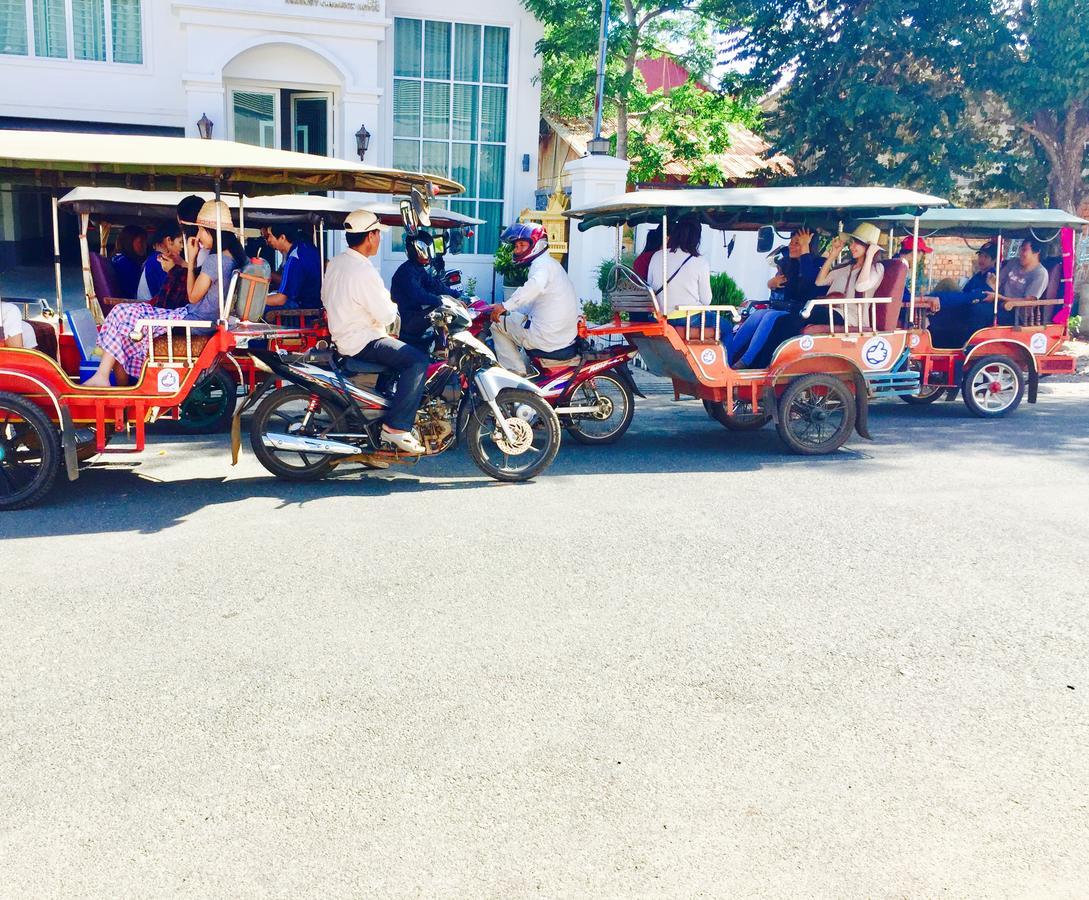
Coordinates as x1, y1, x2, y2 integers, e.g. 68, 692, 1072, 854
151, 333, 213, 358
874, 259, 908, 330
28, 320, 59, 360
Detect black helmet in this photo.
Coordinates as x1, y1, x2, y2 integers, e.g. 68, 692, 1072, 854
405, 230, 434, 264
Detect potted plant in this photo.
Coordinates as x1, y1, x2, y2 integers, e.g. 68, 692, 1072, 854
494, 238, 528, 300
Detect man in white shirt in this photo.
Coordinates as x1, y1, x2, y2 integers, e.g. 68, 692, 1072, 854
487, 223, 579, 375
1, 301, 37, 349
322, 209, 427, 454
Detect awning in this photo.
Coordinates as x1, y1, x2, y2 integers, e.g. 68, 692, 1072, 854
0, 130, 463, 196
57, 187, 483, 228
566, 186, 949, 231
866, 207, 1088, 237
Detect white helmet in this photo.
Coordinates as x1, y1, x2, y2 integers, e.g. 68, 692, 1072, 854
344, 209, 390, 235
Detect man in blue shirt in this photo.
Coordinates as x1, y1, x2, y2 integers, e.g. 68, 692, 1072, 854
265, 225, 321, 309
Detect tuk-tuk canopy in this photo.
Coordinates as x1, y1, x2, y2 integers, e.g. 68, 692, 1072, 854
57, 187, 483, 228
866, 207, 1088, 237
566, 186, 949, 231
0, 129, 463, 196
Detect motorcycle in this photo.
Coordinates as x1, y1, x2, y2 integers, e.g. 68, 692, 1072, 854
243, 296, 562, 483
465, 299, 643, 446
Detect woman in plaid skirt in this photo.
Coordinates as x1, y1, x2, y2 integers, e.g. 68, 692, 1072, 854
84, 201, 246, 387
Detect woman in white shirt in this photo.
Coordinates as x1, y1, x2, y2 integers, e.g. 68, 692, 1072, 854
648, 218, 712, 316
814, 222, 886, 328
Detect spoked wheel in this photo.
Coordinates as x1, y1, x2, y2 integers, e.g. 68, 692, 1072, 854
249, 386, 341, 481
176, 367, 237, 434
775, 374, 856, 455
0, 391, 61, 510
962, 355, 1025, 418
901, 382, 949, 405
564, 373, 634, 445
703, 397, 773, 431
465, 389, 561, 482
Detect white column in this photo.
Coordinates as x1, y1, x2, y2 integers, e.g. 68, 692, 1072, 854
563, 154, 630, 303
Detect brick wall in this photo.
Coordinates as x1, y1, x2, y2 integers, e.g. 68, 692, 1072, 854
921, 236, 978, 289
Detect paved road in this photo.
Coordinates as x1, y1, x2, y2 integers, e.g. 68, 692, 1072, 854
2, 383, 1088, 898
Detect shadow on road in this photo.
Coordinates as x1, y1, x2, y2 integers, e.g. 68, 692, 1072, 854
2, 387, 1085, 538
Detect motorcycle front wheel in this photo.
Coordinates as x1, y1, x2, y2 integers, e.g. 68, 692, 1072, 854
250, 386, 339, 481
465, 389, 561, 482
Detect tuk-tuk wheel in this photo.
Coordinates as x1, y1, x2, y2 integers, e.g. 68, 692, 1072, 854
775, 374, 856, 455
176, 367, 237, 434
702, 398, 772, 431
0, 391, 61, 510
961, 355, 1025, 418
900, 383, 948, 405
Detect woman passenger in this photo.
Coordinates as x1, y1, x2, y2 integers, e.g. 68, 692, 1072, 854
814, 223, 885, 328
83, 201, 246, 387
647, 218, 712, 315
136, 223, 184, 301
632, 226, 663, 283
110, 225, 148, 299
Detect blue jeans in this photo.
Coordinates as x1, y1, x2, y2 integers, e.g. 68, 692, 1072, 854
354, 336, 429, 431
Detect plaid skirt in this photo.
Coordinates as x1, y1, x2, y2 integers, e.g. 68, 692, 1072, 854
97, 302, 192, 378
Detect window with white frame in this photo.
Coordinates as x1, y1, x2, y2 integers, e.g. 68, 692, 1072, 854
393, 17, 509, 255
0, 0, 142, 64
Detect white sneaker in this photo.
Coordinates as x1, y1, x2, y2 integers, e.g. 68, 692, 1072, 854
381, 427, 424, 454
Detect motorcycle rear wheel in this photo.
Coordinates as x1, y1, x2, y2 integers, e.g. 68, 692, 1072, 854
564, 373, 635, 445
250, 386, 339, 481
465, 389, 561, 482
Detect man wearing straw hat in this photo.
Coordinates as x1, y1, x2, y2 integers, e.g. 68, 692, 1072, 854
322, 209, 428, 455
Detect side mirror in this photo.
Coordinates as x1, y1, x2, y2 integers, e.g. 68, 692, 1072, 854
756, 225, 775, 254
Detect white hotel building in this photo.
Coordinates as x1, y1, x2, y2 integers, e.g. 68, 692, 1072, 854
0, 0, 546, 294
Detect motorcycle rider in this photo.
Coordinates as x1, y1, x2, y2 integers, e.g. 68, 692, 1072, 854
487, 223, 579, 376
391, 230, 462, 353
322, 209, 427, 455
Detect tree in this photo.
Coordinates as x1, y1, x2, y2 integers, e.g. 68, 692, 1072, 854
978, 0, 1089, 212
734, 0, 1089, 210
523, 0, 761, 183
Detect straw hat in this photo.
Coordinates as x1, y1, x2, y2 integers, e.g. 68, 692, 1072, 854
181, 199, 237, 233
841, 222, 883, 247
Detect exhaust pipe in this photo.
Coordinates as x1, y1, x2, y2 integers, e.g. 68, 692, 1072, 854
262, 432, 363, 456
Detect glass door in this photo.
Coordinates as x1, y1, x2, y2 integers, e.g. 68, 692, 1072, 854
290, 93, 331, 156
231, 90, 278, 148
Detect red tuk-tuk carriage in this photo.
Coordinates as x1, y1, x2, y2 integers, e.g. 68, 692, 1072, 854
0, 128, 460, 510
866, 208, 1083, 416
565, 186, 949, 454
54, 187, 481, 431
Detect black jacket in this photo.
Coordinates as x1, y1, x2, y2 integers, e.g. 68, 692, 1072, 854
391, 260, 461, 341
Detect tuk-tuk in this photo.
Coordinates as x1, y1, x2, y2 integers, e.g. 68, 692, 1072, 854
865, 208, 1083, 416
566, 186, 948, 455
0, 128, 460, 510
55, 187, 482, 432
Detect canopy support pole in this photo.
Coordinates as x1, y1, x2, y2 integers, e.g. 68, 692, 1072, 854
319, 220, 326, 285
659, 213, 668, 319
215, 179, 226, 323
51, 195, 63, 312
908, 217, 919, 325
78, 212, 103, 323
993, 234, 1002, 326
238, 194, 245, 236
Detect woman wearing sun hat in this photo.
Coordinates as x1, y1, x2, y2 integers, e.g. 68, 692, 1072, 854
84, 200, 248, 387
814, 221, 886, 328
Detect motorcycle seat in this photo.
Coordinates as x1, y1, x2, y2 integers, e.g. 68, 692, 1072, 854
338, 356, 389, 376
528, 340, 581, 362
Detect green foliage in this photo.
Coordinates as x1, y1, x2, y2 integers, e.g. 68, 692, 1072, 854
493, 240, 528, 287
465, 275, 478, 296
596, 253, 635, 296
522, 0, 763, 184
710, 271, 745, 307
733, 0, 1089, 208
580, 296, 616, 324
1068, 314, 1082, 336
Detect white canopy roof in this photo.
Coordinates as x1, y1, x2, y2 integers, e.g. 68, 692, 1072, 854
867, 207, 1088, 235
57, 187, 483, 228
567, 186, 949, 230
0, 129, 463, 196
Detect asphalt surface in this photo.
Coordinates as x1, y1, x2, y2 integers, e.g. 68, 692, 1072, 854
2, 381, 1088, 898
